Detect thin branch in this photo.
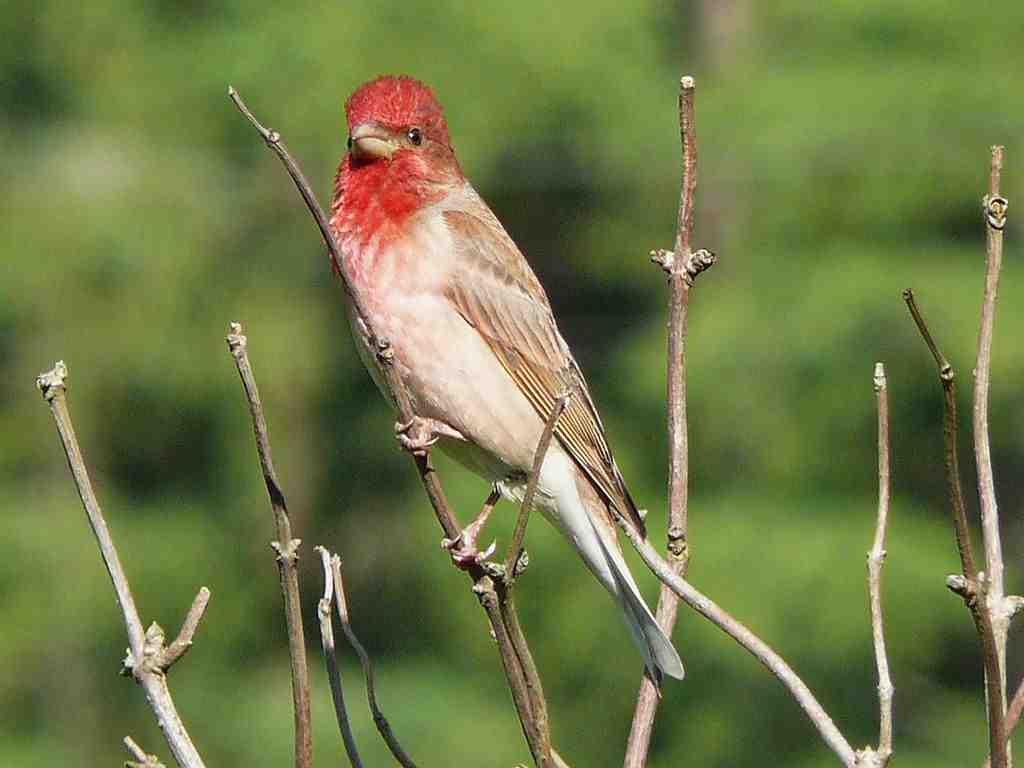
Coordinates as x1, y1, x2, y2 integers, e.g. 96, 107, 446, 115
124, 736, 167, 768
974, 145, 1012, 768
474, 576, 552, 766
163, 587, 212, 669
36, 363, 207, 768
902, 287, 1006, 766
902, 289, 978, 578
229, 88, 562, 767
505, 392, 570, 584
626, 73, 716, 768
613, 511, 857, 767
864, 363, 894, 766
225, 323, 312, 768
331, 554, 418, 768
315, 547, 364, 768
975, 146, 1007, 600
985, 678, 1024, 768
497, 588, 553, 763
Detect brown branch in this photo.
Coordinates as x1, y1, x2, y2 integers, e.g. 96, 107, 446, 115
902, 288, 1005, 765
225, 324, 312, 768
975, 146, 1007, 593
613, 511, 857, 766
626, 73, 716, 768
985, 677, 1024, 768
903, 289, 1008, 766
902, 289, 979, 578
124, 736, 167, 768
330, 553, 418, 768
974, 148, 1011, 766
902, 145, 1013, 768
857, 364, 894, 767
228, 87, 563, 767
163, 587, 212, 669
505, 392, 570, 584
36, 363, 208, 768
314, 547, 364, 768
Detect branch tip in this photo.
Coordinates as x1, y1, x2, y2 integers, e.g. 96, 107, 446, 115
124, 736, 166, 768
225, 322, 247, 354
36, 360, 68, 400
873, 362, 886, 392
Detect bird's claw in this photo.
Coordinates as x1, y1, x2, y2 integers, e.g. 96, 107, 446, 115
395, 416, 465, 456
394, 416, 440, 455
442, 532, 497, 570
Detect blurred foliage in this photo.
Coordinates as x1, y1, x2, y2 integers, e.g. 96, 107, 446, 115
3, 1, 1024, 765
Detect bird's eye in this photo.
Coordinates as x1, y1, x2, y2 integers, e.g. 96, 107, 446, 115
346, 136, 353, 150
407, 127, 423, 146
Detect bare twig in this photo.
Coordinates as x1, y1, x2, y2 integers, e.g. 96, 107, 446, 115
37, 363, 207, 768
626, 73, 716, 768
857, 363, 894, 767
902, 289, 979, 578
124, 736, 167, 768
975, 147, 1011, 768
985, 678, 1024, 768
315, 547, 364, 768
229, 88, 562, 767
226, 324, 312, 768
505, 392, 570, 584
163, 587, 212, 669
331, 554, 418, 768
613, 512, 857, 767
903, 288, 1006, 766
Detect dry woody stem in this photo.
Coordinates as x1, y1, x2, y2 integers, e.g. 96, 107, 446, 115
330, 554, 419, 768
986, 678, 1024, 768
903, 288, 1004, 759
227, 323, 313, 768
859, 363, 894, 767
505, 392, 571, 585
124, 736, 167, 768
625, 73, 716, 768
975, 146, 1010, 767
903, 144, 1013, 768
36, 362, 208, 768
314, 546, 364, 768
229, 86, 560, 768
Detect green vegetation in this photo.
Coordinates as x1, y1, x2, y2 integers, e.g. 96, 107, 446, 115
3, 1, 1022, 765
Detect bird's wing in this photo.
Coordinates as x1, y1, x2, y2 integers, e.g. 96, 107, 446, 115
443, 206, 645, 535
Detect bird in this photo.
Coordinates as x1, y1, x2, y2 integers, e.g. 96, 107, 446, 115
328, 75, 684, 682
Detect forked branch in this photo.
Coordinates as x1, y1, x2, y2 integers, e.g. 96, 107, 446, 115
226, 323, 313, 768
331, 552, 418, 768
36, 363, 208, 768
314, 546, 364, 768
625, 72, 716, 768
901, 145, 1013, 768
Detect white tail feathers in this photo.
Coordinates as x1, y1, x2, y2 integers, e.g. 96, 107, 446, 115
527, 448, 684, 682
594, 522, 686, 681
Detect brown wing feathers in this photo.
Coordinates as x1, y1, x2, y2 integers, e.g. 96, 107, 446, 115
443, 209, 645, 535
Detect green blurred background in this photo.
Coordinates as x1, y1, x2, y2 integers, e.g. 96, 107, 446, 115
3, 1, 1023, 765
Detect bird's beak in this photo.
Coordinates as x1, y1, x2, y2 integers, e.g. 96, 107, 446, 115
349, 123, 397, 163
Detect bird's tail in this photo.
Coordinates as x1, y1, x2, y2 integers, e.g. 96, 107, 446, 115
591, 518, 686, 682
554, 465, 684, 682
530, 450, 684, 681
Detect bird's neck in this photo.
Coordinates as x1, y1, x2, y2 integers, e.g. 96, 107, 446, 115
330, 155, 455, 262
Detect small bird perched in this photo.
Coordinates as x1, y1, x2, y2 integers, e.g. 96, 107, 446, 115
329, 75, 684, 681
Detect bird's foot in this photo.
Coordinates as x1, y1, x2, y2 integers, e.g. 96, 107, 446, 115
394, 416, 463, 456
442, 521, 497, 571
